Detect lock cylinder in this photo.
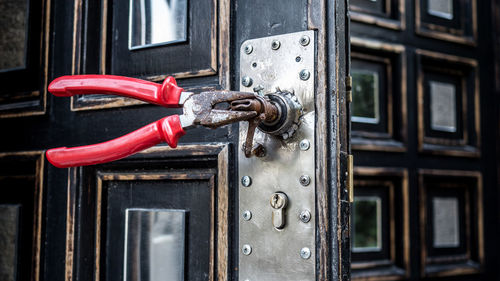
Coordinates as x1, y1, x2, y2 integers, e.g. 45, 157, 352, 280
258, 90, 302, 140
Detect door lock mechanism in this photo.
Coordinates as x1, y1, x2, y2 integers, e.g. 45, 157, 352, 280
270, 192, 288, 229
238, 31, 316, 281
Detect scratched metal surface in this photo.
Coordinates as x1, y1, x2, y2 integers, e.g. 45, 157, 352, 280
238, 31, 316, 281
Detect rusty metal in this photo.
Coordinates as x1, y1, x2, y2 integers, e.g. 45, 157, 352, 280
231, 95, 279, 123
183, 90, 281, 158
230, 94, 280, 157
184, 89, 280, 158
182, 91, 260, 129
243, 117, 264, 157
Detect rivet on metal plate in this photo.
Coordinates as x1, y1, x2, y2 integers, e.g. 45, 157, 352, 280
299, 175, 311, 186
299, 210, 311, 223
299, 69, 310, 81
299, 35, 310, 46
271, 40, 281, 50
241, 176, 252, 187
244, 44, 253, 54
300, 247, 311, 259
242, 244, 252, 255
299, 139, 310, 151
242, 210, 252, 221
242, 76, 253, 87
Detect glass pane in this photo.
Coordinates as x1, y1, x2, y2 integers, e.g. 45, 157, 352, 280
427, 0, 453, 20
351, 70, 380, 124
129, 0, 188, 50
124, 209, 186, 281
0, 204, 21, 281
0, 0, 29, 70
430, 81, 457, 132
353, 196, 382, 252
432, 197, 460, 248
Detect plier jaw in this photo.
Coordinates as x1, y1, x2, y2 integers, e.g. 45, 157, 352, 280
45, 75, 263, 168
180, 91, 259, 129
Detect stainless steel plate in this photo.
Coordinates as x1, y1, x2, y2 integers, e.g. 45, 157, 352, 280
239, 31, 316, 281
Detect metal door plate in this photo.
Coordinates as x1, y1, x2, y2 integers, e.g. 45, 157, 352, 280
238, 31, 315, 281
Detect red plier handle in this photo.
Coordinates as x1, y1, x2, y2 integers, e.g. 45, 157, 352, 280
47, 75, 188, 168
48, 75, 184, 107
47, 116, 185, 168
46, 75, 258, 168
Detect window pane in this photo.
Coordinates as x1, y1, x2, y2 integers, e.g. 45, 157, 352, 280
124, 209, 186, 281
353, 196, 381, 252
430, 81, 457, 132
427, 0, 453, 20
0, 0, 28, 70
129, 0, 188, 50
0, 204, 21, 281
432, 197, 460, 248
352, 70, 380, 124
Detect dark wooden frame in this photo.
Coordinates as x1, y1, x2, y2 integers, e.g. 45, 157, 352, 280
351, 180, 395, 262
351, 167, 409, 281
415, 0, 478, 45
418, 169, 484, 277
350, 0, 405, 30
416, 49, 480, 157
70, 0, 230, 111
0, 0, 51, 118
350, 37, 407, 152
0, 151, 45, 281
64, 144, 229, 281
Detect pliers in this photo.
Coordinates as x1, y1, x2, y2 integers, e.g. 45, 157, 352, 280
46, 75, 259, 168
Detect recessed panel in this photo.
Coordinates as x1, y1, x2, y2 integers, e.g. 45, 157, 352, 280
0, 0, 29, 70
427, 0, 453, 20
353, 196, 382, 252
352, 70, 380, 124
124, 209, 186, 281
129, 0, 187, 50
432, 197, 460, 248
430, 81, 457, 132
350, 0, 386, 16
0, 204, 21, 281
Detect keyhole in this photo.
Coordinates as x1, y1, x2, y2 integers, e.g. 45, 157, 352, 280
272, 194, 279, 208
270, 192, 288, 229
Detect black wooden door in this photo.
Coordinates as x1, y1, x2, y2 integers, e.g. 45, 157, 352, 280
349, 0, 499, 280
0, 1, 350, 281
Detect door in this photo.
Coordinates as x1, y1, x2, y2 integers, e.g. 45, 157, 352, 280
0, 1, 350, 281
349, 0, 499, 280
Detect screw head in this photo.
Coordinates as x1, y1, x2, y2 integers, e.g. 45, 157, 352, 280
299, 35, 310, 46
300, 69, 310, 81
300, 247, 311, 259
300, 175, 311, 186
244, 44, 253, 54
299, 210, 311, 223
299, 139, 310, 151
241, 176, 252, 187
242, 244, 252, 255
242, 76, 253, 87
271, 40, 281, 50
242, 210, 252, 221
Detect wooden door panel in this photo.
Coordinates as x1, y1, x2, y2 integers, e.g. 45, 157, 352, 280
71, 0, 230, 111
65, 145, 229, 281
0, 152, 44, 281
350, 0, 495, 280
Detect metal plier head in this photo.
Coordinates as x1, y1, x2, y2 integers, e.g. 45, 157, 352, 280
179, 91, 259, 129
